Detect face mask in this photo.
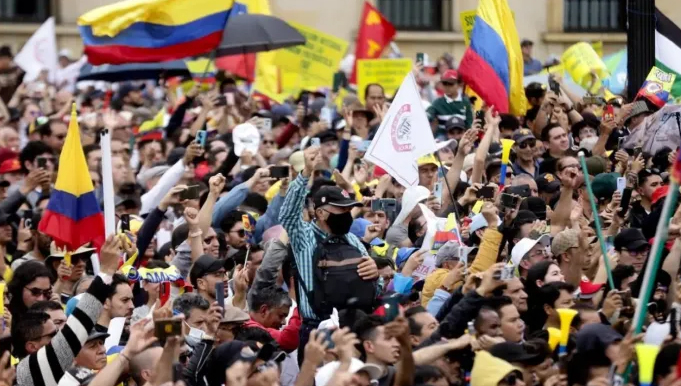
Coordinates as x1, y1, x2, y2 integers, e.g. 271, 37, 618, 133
185, 323, 205, 347
325, 211, 353, 235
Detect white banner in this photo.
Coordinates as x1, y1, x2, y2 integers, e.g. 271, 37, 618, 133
364, 72, 436, 187
15, 17, 59, 82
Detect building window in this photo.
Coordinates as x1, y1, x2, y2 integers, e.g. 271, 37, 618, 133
377, 0, 453, 31
564, 0, 626, 32
0, 0, 51, 22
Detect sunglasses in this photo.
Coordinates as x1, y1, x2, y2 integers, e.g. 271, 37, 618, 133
442, 81, 456, 86
26, 287, 52, 298
518, 139, 536, 149
230, 229, 246, 237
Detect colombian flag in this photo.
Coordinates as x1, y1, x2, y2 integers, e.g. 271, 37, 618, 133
38, 105, 105, 251
78, 0, 234, 65
458, 0, 526, 116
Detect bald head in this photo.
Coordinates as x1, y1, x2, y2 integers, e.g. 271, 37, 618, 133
130, 346, 163, 385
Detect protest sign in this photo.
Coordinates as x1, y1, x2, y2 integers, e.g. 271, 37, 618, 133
276, 22, 349, 88
356, 58, 412, 103
636, 66, 676, 108
15, 17, 58, 82
364, 72, 436, 187
561, 42, 609, 93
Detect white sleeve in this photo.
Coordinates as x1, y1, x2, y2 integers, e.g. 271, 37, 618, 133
140, 159, 185, 215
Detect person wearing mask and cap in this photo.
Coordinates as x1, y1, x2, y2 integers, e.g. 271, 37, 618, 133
427, 69, 473, 139
279, 145, 379, 362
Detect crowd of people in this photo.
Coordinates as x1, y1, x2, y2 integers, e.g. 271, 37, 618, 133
0, 36, 678, 386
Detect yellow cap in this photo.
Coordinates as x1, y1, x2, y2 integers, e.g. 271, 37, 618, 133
417, 154, 441, 167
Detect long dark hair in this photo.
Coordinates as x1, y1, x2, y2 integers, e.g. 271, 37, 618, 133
8, 261, 52, 316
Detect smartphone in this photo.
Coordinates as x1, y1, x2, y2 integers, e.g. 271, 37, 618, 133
310, 137, 320, 147
180, 185, 200, 200
269, 166, 290, 179
356, 140, 372, 152
371, 198, 397, 214
195, 130, 207, 147
23, 209, 34, 230
583, 96, 606, 105
506, 184, 531, 198
476, 185, 495, 199
433, 181, 443, 204
383, 295, 401, 322
225, 92, 235, 106
500, 193, 520, 209
216, 282, 225, 313
160, 281, 170, 307
633, 146, 643, 158
618, 187, 632, 217
493, 265, 515, 281
416, 52, 428, 65
548, 75, 561, 95
261, 117, 272, 132
332, 72, 343, 93
616, 177, 626, 194
36, 157, 47, 169
603, 104, 615, 121
154, 319, 182, 340
320, 106, 333, 124
617, 136, 628, 150
214, 94, 227, 107
319, 329, 335, 349
120, 214, 130, 233
475, 110, 485, 122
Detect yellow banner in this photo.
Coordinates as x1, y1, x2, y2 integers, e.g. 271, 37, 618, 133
636, 66, 676, 107
356, 58, 412, 104
460, 10, 476, 46
275, 22, 349, 88
561, 42, 609, 94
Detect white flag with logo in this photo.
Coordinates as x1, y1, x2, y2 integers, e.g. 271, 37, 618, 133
364, 72, 436, 187
15, 17, 58, 82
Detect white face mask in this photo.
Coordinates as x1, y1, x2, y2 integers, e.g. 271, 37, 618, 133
185, 323, 205, 346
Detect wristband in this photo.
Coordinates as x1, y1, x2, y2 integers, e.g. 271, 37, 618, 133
188, 230, 203, 238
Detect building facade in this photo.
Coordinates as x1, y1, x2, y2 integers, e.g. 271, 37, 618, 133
0, 0, 678, 64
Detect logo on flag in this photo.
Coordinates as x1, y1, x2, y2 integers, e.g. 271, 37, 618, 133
390, 105, 414, 152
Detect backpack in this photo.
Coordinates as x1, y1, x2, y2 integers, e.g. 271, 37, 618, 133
289, 235, 378, 319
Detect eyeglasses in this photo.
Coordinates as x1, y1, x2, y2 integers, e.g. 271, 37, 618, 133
623, 248, 649, 257
528, 249, 548, 259
32, 330, 58, 341
230, 229, 246, 237
518, 139, 536, 149
25, 287, 52, 298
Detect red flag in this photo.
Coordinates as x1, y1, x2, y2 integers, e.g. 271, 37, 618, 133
216, 54, 256, 82
350, 2, 396, 84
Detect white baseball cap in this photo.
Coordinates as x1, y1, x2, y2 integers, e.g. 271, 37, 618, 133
315, 358, 382, 386
510, 234, 551, 267
232, 123, 261, 156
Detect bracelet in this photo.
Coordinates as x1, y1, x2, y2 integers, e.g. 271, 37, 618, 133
119, 352, 131, 362
188, 230, 203, 238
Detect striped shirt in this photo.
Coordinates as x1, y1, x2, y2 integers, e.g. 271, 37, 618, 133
279, 174, 369, 321
17, 276, 109, 386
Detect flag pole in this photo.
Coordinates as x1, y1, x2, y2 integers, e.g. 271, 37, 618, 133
100, 128, 116, 237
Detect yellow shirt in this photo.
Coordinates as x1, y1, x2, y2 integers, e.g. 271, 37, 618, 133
265, 180, 282, 203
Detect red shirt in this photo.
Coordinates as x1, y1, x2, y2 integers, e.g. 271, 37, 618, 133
243, 308, 301, 352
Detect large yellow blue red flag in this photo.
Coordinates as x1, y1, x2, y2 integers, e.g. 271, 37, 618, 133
78, 0, 234, 65
39, 105, 105, 251
458, 0, 526, 115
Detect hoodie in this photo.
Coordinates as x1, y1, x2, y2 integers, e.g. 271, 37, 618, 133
470, 351, 519, 386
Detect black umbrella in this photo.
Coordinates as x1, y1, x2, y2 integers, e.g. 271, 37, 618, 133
78, 60, 191, 82
215, 13, 306, 57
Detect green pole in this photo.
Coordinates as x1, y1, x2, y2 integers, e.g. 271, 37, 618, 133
578, 152, 615, 289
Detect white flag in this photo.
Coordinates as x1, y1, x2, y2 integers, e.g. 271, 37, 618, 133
364, 72, 436, 187
15, 17, 58, 82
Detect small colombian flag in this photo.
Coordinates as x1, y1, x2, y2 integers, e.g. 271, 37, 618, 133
38, 104, 105, 251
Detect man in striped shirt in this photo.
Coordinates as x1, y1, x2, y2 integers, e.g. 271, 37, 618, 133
426, 70, 474, 139
279, 145, 379, 363
15, 235, 121, 386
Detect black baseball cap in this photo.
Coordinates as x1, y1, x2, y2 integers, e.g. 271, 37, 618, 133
189, 254, 230, 287
536, 173, 560, 194
488, 342, 544, 366
614, 228, 649, 252
312, 185, 362, 209
445, 116, 466, 131
525, 82, 546, 99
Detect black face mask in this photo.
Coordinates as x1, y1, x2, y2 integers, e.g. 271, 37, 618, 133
325, 211, 353, 235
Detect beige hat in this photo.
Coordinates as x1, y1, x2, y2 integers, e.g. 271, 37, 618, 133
463, 153, 476, 172
289, 151, 305, 173
222, 305, 250, 323
551, 229, 580, 256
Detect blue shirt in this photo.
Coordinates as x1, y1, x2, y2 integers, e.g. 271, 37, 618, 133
512, 160, 541, 179
524, 58, 543, 76
279, 174, 370, 321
